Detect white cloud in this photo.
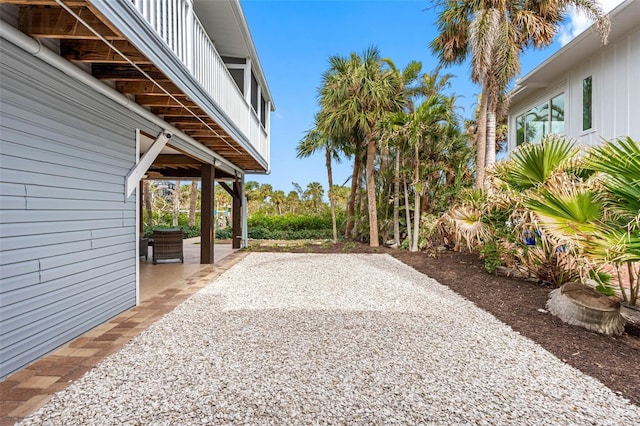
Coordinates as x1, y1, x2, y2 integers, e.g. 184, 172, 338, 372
557, 0, 625, 46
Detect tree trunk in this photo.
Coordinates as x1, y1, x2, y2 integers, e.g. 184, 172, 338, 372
172, 180, 181, 227
143, 180, 153, 227
325, 146, 338, 244
485, 108, 497, 174
393, 149, 400, 248
355, 166, 364, 236
188, 180, 198, 226
475, 87, 489, 189
403, 173, 412, 250
345, 150, 361, 239
411, 143, 420, 252
365, 137, 379, 247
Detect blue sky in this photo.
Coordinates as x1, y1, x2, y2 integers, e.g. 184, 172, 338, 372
241, 0, 623, 194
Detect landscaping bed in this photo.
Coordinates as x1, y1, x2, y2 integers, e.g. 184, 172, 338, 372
248, 241, 640, 406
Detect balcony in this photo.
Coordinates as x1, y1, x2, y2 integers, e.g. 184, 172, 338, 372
1, 0, 272, 173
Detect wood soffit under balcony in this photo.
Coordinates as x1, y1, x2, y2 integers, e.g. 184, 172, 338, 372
1, 0, 264, 174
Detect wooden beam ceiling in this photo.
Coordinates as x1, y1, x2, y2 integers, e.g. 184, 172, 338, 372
3, 0, 265, 173
61, 39, 152, 64
19, 6, 123, 40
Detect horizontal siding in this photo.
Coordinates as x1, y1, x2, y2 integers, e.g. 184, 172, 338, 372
1, 287, 135, 380
0, 39, 162, 378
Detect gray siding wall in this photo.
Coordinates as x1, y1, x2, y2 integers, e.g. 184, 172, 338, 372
0, 39, 160, 378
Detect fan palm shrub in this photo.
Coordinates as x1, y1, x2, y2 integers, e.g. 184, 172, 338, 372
583, 137, 640, 306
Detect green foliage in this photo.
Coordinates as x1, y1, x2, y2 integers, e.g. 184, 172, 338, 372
589, 269, 615, 297
215, 227, 232, 240
247, 212, 344, 240
143, 223, 200, 239
480, 239, 505, 274
493, 135, 579, 191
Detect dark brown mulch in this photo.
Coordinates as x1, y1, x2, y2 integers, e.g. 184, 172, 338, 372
247, 241, 640, 406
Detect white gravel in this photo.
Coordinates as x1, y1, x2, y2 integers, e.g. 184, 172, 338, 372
20, 253, 640, 425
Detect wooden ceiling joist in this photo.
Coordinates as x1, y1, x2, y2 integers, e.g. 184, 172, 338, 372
61, 39, 151, 64
133, 95, 197, 108
153, 154, 203, 167
0, 1, 87, 6
19, 6, 122, 40
91, 64, 169, 81
116, 80, 184, 95
150, 106, 209, 118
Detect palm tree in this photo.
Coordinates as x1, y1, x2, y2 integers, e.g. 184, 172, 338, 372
431, 0, 609, 188
270, 190, 286, 215
297, 127, 342, 243
143, 179, 153, 227
305, 182, 325, 212
317, 46, 403, 246
188, 181, 198, 226
172, 180, 181, 227
584, 137, 640, 306
286, 191, 300, 214
385, 93, 457, 252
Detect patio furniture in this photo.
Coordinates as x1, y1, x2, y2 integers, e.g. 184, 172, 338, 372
139, 238, 149, 260
152, 229, 184, 264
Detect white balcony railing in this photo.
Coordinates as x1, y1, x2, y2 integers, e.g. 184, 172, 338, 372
130, 0, 268, 165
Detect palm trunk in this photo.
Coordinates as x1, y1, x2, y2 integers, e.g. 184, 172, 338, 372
172, 180, 181, 227
629, 262, 638, 306
345, 150, 361, 239
411, 143, 420, 252
365, 137, 379, 247
143, 180, 153, 226
393, 149, 400, 248
485, 108, 497, 172
475, 86, 489, 189
188, 180, 198, 226
354, 162, 364, 239
325, 146, 338, 244
403, 173, 412, 249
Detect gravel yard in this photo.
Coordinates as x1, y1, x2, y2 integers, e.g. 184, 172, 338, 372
19, 253, 640, 425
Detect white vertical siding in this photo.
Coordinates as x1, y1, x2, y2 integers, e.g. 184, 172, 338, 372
509, 27, 640, 152
0, 40, 158, 378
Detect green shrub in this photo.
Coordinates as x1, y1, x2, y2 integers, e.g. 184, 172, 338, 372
247, 212, 341, 240
143, 224, 200, 239
215, 227, 232, 239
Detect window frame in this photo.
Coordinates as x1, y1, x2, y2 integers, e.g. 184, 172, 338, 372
515, 91, 565, 147
582, 75, 593, 133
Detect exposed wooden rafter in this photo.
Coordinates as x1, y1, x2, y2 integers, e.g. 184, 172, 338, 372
19, 6, 123, 40
61, 39, 151, 64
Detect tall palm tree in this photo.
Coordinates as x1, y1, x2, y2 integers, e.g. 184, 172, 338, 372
318, 47, 403, 246
305, 182, 325, 212
188, 181, 198, 226
297, 127, 341, 243
431, 0, 609, 188
270, 190, 286, 215
385, 93, 456, 252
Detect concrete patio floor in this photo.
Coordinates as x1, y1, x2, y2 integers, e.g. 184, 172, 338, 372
0, 238, 240, 425
139, 237, 234, 301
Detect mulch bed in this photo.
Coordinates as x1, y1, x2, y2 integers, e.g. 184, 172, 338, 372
248, 241, 640, 406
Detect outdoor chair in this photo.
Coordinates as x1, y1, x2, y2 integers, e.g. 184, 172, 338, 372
152, 229, 184, 264
139, 237, 149, 260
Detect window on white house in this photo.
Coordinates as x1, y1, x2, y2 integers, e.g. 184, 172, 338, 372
515, 93, 565, 146
583, 76, 592, 131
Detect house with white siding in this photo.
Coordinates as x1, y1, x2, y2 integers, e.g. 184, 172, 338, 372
507, 0, 639, 152
0, 0, 273, 378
